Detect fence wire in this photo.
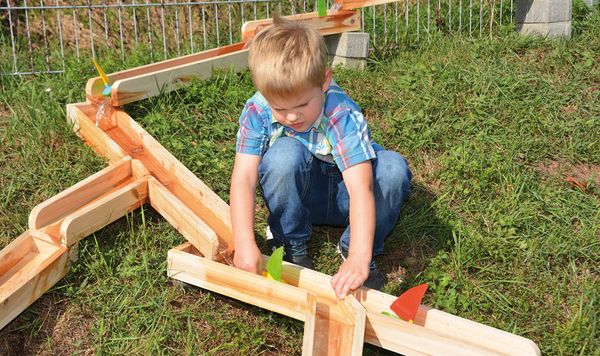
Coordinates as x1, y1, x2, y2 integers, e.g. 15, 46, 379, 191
0, 0, 515, 75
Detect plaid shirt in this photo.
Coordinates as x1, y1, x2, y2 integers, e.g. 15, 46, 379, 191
236, 81, 376, 172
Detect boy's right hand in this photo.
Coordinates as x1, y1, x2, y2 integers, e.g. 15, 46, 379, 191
233, 241, 262, 274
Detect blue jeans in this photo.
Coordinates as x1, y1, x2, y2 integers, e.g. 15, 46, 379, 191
258, 137, 412, 258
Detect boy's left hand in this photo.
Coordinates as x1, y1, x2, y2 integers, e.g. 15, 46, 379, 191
331, 255, 370, 300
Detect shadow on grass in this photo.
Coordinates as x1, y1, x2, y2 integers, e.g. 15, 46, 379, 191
307, 180, 453, 296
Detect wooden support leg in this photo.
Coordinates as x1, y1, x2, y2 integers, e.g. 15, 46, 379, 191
149, 178, 218, 260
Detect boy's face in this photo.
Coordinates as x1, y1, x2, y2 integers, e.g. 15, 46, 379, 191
266, 69, 333, 132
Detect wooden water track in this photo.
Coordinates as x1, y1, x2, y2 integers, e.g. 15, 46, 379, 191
1, 4, 541, 355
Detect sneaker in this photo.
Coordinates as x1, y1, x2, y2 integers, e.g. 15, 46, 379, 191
337, 240, 386, 290
266, 226, 315, 270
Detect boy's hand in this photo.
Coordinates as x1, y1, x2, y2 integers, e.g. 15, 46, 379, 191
331, 255, 370, 300
233, 241, 262, 274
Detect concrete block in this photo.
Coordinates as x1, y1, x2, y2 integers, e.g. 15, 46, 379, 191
516, 21, 572, 37
330, 56, 367, 71
583, 0, 598, 6
516, 0, 572, 23
325, 32, 370, 59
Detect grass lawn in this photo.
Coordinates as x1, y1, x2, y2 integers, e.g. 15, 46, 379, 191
1, 8, 598, 355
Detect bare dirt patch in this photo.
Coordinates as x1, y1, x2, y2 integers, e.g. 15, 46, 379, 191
0, 293, 94, 355
535, 158, 600, 189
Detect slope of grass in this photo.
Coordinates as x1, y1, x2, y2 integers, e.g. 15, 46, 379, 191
1, 9, 598, 355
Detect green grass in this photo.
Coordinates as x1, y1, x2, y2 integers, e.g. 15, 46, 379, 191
1, 9, 599, 355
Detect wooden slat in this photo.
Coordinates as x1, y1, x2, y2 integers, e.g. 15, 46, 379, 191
171, 244, 539, 355
167, 245, 312, 322
335, 0, 401, 10
301, 293, 318, 356
108, 47, 248, 106
59, 178, 149, 246
86, 42, 246, 100
341, 296, 366, 355
313, 295, 366, 355
99, 107, 234, 252
148, 178, 218, 260
66, 103, 128, 163
0, 231, 68, 330
28, 156, 132, 231
354, 288, 542, 356
241, 10, 361, 43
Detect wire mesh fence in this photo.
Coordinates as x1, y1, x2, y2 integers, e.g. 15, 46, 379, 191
0, 0, 515, 75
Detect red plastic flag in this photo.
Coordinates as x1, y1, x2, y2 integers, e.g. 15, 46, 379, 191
390, 283, 428, 322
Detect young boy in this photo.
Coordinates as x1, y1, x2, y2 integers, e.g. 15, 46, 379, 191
230, 15, 412, 300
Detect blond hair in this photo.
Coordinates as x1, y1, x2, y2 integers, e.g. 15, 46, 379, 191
248, 14, 328, 100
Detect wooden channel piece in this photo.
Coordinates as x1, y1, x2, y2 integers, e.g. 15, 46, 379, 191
302, 293, 318, 356
108, 45, 249, 106
334, 0, 402, 10
86, 42, 246, 101
66, 103, 128, 163
59, 177, 149, 246
167, 243, 314, 322
73, 104, 234, 252
168, 243, 540, 355
354, 288, 542, 356
169, 243, 366, 356
28, 156, 132, 231
241, 10, 361, 43
0, 231, 69, 330
148, 178, 218, 260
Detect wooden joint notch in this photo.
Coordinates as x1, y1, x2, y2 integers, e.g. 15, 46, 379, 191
148, 178, 218, 260
28, 156, 133, 233
92, 108, 234, 253
241, 10, 361, 44
66, 103, 128, 164
59, 177, 149, 247
167, 243, 313, 322
169, 243, 367, 356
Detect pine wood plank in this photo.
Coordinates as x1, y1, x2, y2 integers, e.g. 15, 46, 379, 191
148, 178, 218, 260
97, 107, 234, 252
59, 178, 149, 246
340, 296, 366, 355
169, 243, 540, 355
28, 156, 132, 231
301, 293, 318, 356
241, 10, 361, 43
0, 231, 68, 330
335, 0, 401, 10
66, 103, 128, 163
167, 245, 312, 321
86, 42, 246, 100
108, 47, 248, 106
354, 288, 541, 356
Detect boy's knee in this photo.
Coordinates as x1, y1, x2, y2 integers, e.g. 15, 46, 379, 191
375, 151, 412, 197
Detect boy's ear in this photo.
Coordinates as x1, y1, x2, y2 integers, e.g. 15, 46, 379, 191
322, 68, 333, 92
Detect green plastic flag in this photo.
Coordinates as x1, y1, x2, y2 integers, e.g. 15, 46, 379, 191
317, 0, 327, 17
266, 246, 284, 282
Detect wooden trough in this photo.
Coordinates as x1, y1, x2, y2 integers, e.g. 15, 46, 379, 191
1, 4, 541, 354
